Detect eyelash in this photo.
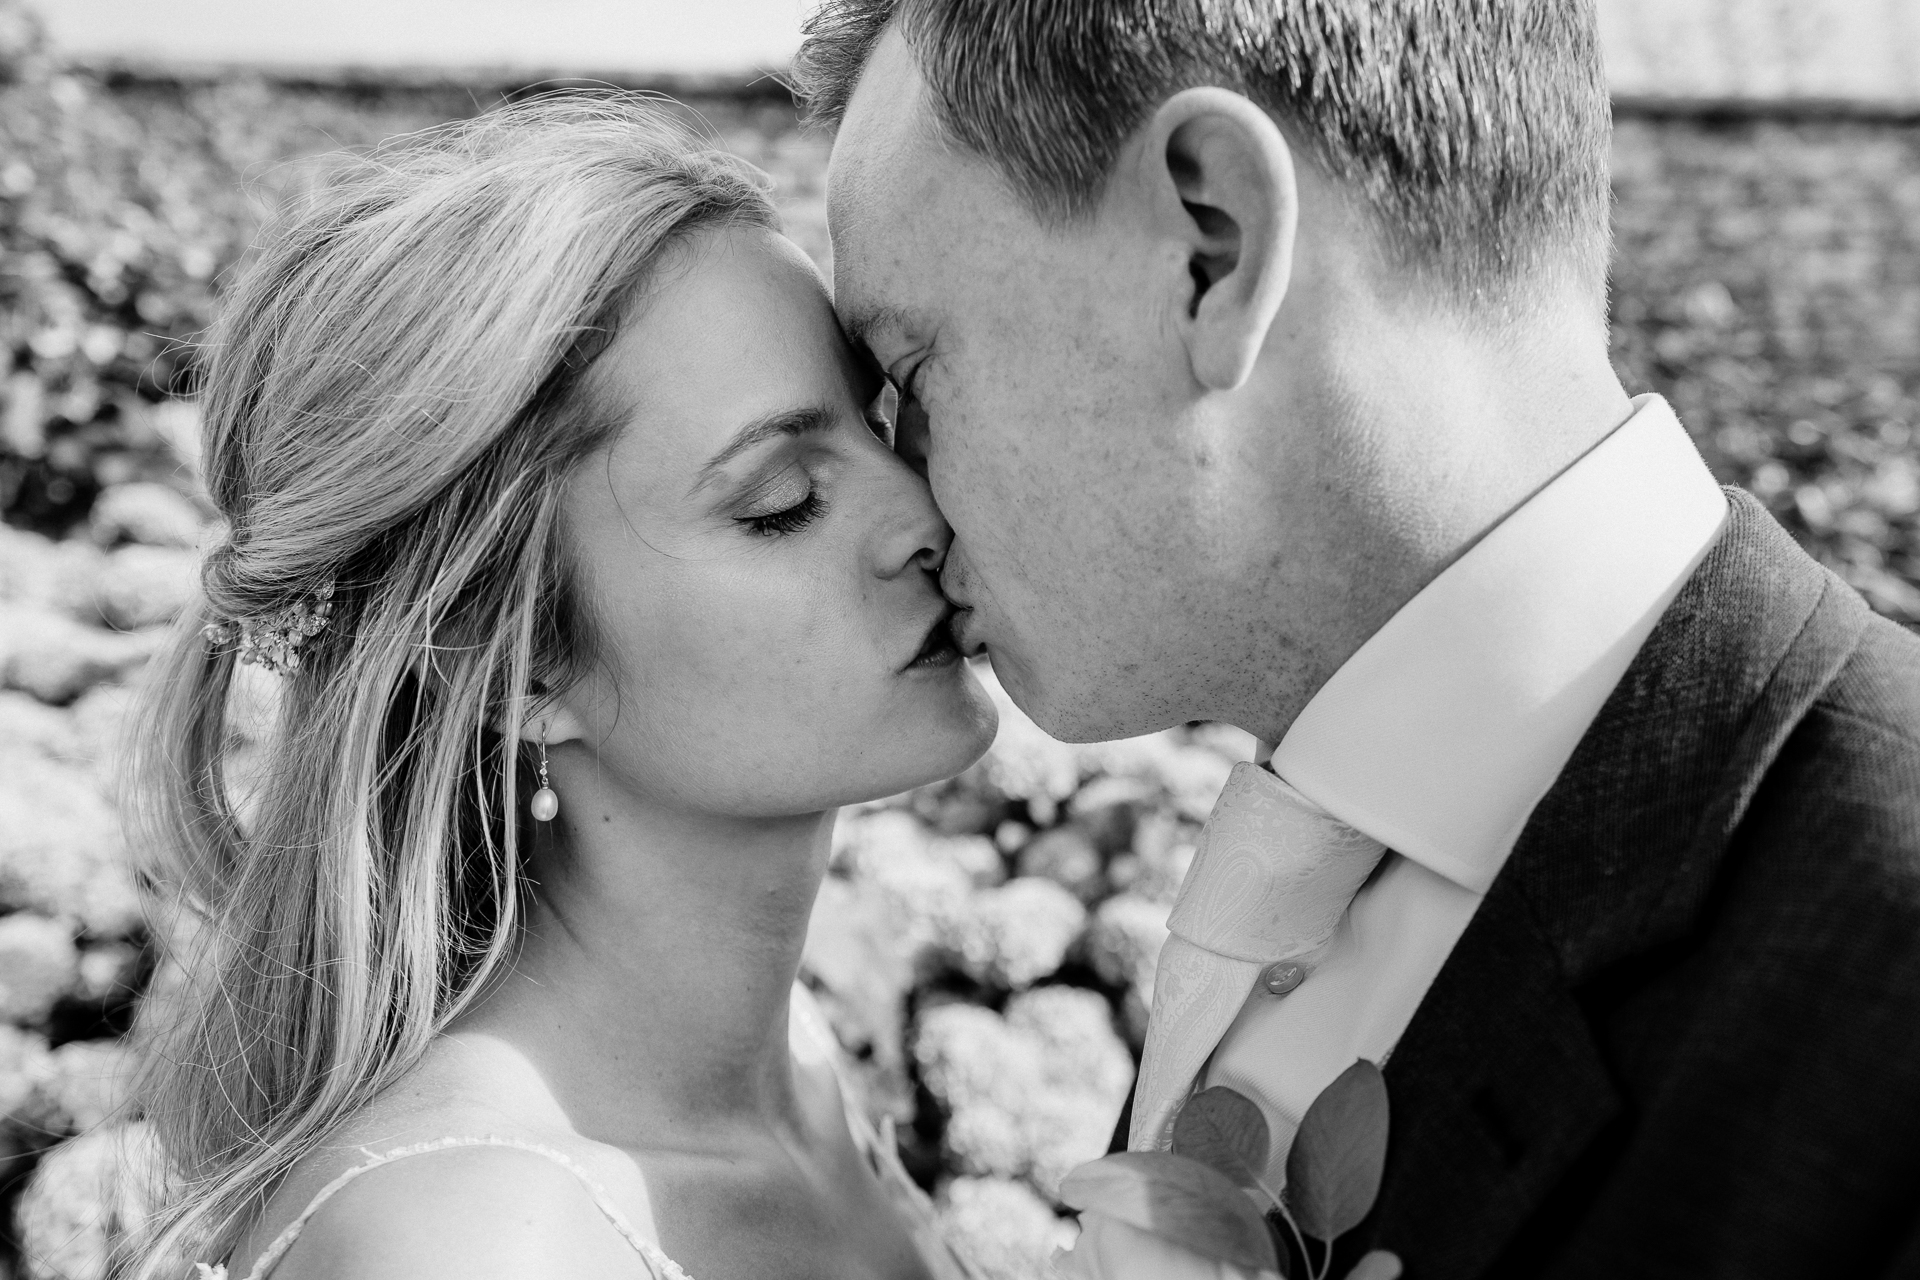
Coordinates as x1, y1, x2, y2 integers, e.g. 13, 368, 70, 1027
741, 490, 826, 537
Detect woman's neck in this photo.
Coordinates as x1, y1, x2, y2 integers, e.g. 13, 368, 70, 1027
454, 785, 836, 1146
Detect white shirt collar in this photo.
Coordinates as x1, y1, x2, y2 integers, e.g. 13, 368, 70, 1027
1270, 394, 1729, 893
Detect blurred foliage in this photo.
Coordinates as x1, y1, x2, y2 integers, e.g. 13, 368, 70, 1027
1610, 115, 1920, 622
0, 8, 827, 536
6, 1, 1920, 1275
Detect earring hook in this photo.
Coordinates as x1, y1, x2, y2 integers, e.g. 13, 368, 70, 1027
530, 721, 559, 823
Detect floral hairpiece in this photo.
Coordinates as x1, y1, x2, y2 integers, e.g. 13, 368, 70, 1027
202, 581, 335, 676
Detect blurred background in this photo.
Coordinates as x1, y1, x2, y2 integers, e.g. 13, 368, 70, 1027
2, 2, 1918, 1278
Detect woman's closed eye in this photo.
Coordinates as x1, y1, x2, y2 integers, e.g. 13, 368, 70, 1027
738, 471, 827, 536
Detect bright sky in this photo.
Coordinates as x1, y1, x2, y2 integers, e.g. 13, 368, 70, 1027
36, 0, 808, 75
32, 0, 1920, 98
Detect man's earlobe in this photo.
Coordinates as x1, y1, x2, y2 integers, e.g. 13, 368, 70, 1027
1149, 88, 1298, 391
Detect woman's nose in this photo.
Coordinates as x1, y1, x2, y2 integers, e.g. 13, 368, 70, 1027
872, 451, 952, 580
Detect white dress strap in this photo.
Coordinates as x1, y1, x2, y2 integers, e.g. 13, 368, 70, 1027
221, 1135, 693, 1280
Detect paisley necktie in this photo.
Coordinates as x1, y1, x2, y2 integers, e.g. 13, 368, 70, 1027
1130, 760, 1388, 1150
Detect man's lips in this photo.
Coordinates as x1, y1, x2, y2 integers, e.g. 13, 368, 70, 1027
947, 605, 987, 659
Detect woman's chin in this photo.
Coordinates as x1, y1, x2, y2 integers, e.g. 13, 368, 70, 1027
848, 665, 999, 803
932, 656, 1001, 765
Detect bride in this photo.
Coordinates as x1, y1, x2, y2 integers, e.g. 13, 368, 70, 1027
127, 95, 997, 1280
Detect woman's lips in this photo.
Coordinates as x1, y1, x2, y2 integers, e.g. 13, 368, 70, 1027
905, 607, 963, 670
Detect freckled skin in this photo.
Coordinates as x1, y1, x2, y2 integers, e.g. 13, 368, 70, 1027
828, 30, 1632, 746
231, 226, 998, 1280
553, 225, 997, 812
826, 33, 1345, 743
266, 225, 1002, 1280
531, 227, 1004, 1272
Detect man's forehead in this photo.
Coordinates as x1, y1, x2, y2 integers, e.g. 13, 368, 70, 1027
827, 26, 1032, 350
827, 27, 936, 236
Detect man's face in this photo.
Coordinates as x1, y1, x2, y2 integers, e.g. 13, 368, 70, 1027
829, 29, 1261, 741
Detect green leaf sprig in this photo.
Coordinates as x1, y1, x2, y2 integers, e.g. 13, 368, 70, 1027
1060, 1061, 1400, 1280
1285, 1061, 1391, 1250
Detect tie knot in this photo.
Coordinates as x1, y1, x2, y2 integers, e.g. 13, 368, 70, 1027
1166, 761, 1387, 964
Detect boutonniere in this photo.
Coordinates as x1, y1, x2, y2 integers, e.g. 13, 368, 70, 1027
1056, 1061, 1400, 1280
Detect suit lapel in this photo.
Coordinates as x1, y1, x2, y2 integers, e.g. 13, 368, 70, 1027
1360, 876, 1617, 1279
1358, 493, 1872, 1279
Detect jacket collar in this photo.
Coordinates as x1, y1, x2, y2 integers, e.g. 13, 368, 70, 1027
1360, 491, 1874, 1279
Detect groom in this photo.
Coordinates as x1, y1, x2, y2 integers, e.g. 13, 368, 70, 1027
802, 2, 1920, 1277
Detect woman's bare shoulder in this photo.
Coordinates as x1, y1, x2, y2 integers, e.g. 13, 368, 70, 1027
226, 1035, 660, 1280
256, 1140, 655, 1280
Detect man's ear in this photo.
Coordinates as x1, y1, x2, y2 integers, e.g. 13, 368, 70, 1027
1137, 87, 1298, 392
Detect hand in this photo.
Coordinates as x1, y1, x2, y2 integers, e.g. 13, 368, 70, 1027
1057, 1070, 1397, 1280
1052, 1211, 1282, 1280
1052, 1212, 1401, 1280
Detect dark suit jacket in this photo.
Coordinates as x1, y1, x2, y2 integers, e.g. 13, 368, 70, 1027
1112, 491, 1920, 1278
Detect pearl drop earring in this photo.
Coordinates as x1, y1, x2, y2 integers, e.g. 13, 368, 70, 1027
531, 726, 559, 823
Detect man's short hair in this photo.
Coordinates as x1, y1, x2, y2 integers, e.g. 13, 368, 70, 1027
796, 0, 1613, 305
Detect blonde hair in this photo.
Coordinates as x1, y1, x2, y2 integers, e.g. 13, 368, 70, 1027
125, 95, 774, 1274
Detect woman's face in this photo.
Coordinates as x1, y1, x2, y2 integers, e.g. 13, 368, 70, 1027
552, 225, 998, 817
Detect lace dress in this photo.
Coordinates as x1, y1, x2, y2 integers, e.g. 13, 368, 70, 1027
202, 987, 978, 1280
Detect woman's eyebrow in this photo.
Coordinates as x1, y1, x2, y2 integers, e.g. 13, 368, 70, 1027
690, 405, 834, 495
